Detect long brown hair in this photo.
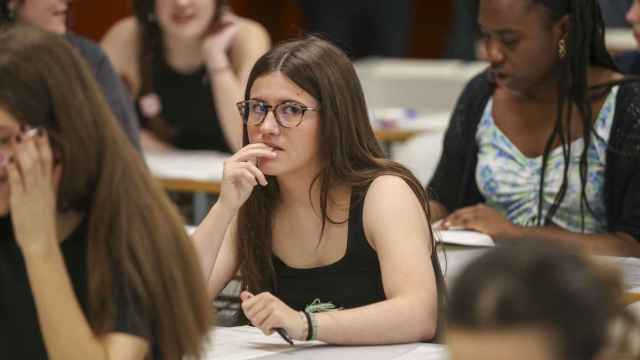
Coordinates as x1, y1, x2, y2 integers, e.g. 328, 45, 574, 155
133, 0, 227, 140
0, 26, 212, 359
236, 36, 445, 309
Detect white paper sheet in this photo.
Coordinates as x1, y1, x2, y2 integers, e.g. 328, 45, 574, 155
202, 326, 322, 360
394, 345, 449, 360
435, 230, 495, 247
144, 150, 227, 181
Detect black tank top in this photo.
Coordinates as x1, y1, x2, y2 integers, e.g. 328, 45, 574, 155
272, 187, 386, 311
136, 59, 232, 152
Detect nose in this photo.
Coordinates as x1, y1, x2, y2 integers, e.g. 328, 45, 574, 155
485, 38, 505, 66
627, 2, 640, 25
258, 110, 280, 136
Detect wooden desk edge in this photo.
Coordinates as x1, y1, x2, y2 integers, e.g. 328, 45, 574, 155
159, 178, 221, 194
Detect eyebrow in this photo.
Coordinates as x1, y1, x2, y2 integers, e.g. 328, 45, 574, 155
249, 98, 305, 105
478, 24, 520, 36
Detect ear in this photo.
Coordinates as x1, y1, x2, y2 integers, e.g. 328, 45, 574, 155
553, 14, 571, 41
7, 0, 18, 11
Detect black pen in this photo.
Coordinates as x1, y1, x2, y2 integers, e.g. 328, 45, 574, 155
275, 327, 294, 345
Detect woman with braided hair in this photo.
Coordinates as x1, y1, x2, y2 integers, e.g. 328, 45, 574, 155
429, 0, 640, 256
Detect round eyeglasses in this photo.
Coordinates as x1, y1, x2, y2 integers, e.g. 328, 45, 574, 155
236, 100, 320, 128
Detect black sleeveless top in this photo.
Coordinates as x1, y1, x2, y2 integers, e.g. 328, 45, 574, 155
0, 216, 160, 359
136, 58, 232, 153
272, 188, 386, 311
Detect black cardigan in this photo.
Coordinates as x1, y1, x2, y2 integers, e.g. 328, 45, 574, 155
428, 70, 640, 241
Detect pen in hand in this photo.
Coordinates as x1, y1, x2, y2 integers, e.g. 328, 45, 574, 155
240, 291, 295, 346
275, 328, 294, 346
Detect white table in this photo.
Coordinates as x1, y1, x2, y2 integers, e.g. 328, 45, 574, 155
606, 28, 636, 53
202, 326, 449, 360
145, 150, 226, 222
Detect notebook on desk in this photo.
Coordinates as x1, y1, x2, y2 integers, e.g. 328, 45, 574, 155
435, 230, 495, 247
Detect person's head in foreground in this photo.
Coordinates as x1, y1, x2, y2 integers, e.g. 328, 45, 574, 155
0, 25, 211, 359
447, 242, 640, 360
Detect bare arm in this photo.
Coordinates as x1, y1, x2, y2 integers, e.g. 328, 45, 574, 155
315, 176, 438, 344
192, 144, 276, 297
445, 204, 640, 257
205, 17, 271, 151
22, 244, 149, 360
192, 201, 240, 298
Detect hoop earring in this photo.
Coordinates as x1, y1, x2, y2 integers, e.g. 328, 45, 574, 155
558, 37, 567, 59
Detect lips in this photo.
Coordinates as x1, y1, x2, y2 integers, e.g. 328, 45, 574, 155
171, 13, 196, 25
263, 142, 284, 151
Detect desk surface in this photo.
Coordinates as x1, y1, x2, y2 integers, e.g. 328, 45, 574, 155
203, 326, 448, 360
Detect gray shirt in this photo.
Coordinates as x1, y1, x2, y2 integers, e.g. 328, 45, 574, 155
65, 33, 141, 149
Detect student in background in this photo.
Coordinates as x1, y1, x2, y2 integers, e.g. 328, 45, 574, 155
447, 241, 640, 360
101, 0, 270, 152
0, 0, 141, 148
0, 26, 211, 359
599, 0, 633, 28
193, 36, 444, 345
429, 0, 640, 257
617, 0, 640, 75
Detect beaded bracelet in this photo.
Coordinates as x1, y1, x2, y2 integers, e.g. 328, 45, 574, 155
303, 310, 313, 341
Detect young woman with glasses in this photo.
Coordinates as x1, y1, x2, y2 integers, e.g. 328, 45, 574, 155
192, 36, 445, 345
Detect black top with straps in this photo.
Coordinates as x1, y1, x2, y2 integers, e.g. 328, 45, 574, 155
137, 59, 232, 153
271, 187, 386, 312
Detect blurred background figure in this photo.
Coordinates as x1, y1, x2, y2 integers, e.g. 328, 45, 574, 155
297, 0, 412, 59
0, 0, 141, 149
101, 0, 270, 152
447, 241, 640, 360
599, 0, 633, 27
616, 0, 640, 74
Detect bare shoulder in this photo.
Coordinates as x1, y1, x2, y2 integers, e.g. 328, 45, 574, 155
367, 175, 416, 201
232, 16, 271, 52
100, 17, 140, 90
101, 17, 139, 55
363, 175, 423, 217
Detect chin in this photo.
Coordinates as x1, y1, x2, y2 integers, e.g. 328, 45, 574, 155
45, 21, 67, 34
166, 22, 208, 40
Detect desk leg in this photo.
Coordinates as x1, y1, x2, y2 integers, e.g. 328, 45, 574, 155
193, 192, 211, 224
382, 141, 393, 158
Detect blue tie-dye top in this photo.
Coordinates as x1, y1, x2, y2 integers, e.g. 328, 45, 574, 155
475, 86, 618, 233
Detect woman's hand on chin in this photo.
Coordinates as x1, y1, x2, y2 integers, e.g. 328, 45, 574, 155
218, 143, 276, 212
